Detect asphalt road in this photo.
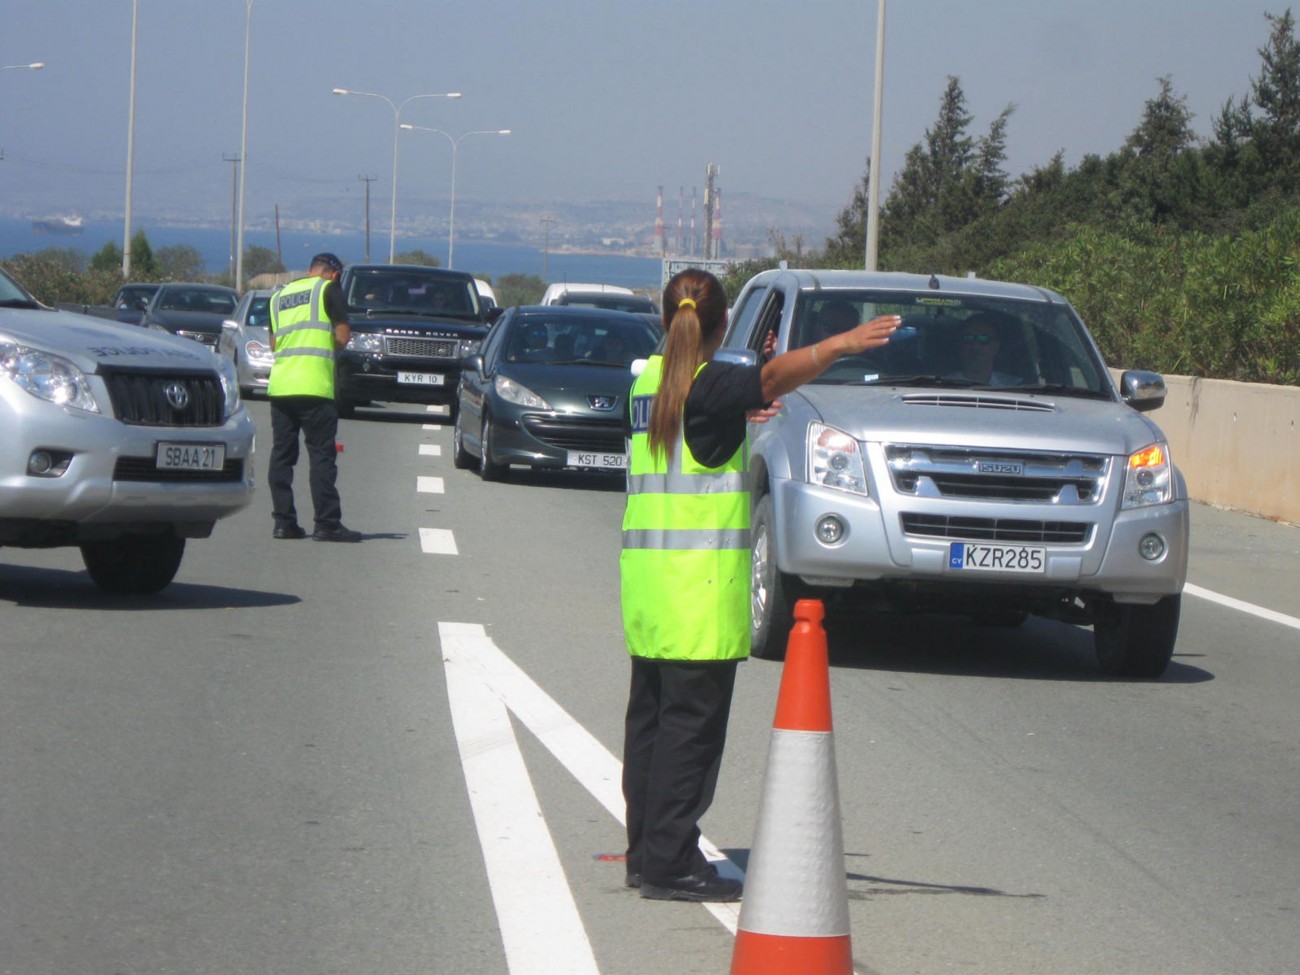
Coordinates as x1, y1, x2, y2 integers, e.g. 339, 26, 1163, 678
1, 398, 1297, 975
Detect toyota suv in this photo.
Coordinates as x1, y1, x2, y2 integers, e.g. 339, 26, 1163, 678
1, 267, 255, 594
721, 268, 1188, 677
334, 264, 495, 419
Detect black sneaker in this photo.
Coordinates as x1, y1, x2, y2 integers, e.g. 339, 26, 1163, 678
639, 866, 742, 902
273, 525, 307, 540
312, 525, 362, 543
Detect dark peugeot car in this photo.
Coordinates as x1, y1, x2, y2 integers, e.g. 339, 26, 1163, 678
334, 264, 496, 419
453, 305, 658, 480
140, 283, 240, 350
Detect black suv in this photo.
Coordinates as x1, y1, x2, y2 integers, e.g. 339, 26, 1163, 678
334, 265, 496, 419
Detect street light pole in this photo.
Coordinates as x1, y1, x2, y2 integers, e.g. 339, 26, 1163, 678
123, 0, 139, 280
332, 88, 462, 262
0, 62, 45, 71
235, 0, 254, 291
400, 125, 510, 269
865, 0, 886, 272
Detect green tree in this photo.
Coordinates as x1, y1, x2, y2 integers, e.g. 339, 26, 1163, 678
128, 229, 158, 279
89, 241, 123, 273
1248, 9, 1300, 184
156, 244, 205, 282
493, 272, 545, 308
1, 248, 117, 306
242, 244, 285, 280
393, 248, 441, 267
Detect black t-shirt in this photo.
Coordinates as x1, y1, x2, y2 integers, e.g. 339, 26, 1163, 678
323, 279, 349, 325
683, 360, 766, 468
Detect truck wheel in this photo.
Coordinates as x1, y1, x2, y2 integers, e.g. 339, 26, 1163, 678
750, 494, 801, 660
1093, 594, 1181, 678
452, 407, 474, 469
80, 535, 186, 594
479, 412, 508, 481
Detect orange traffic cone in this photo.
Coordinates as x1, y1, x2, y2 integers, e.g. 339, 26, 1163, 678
730, 598, 852, 975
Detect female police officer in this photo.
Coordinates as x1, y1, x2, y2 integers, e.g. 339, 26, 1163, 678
620, 268, 898, 901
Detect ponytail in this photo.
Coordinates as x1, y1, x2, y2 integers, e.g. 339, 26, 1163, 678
647, 270, 728, 462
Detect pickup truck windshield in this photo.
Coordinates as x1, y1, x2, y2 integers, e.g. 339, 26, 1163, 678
345, 269, 481, 320
792, 290, 1111, 395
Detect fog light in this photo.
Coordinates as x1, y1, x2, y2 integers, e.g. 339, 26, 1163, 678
1138, 532, 1165, 561
815, 515, 846, 545
28, 451, 53, 475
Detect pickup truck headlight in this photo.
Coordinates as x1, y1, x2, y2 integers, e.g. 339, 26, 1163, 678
494, 374, 551, 409
346, 332, 384, 354
0, 341, 101, 413
1122, 442, 1173, 508
808, 422, 868, 496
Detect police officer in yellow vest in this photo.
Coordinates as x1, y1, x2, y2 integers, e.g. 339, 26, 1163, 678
620, 268, 898, 902
267, 252, 361, 542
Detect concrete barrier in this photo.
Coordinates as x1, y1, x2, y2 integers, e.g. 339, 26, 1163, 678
1138, 374, 1300, 527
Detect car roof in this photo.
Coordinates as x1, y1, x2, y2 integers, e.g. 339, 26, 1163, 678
749, 268, 1065, 304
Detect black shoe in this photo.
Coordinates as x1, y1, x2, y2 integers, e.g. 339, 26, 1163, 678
312, 525, 362, 543
625, 872, 642, 889
273, 525, 306, 540
639, 866, 742, 903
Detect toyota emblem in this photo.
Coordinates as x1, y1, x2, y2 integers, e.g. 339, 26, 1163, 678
164, 382, 190, 410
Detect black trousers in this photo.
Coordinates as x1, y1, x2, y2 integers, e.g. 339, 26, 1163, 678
268, 395, 343, 532
622, 656, 739, 884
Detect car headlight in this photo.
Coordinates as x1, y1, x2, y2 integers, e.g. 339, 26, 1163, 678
1122, 442, 1173, 508
808, 421, 868, 496
459, 338, 482, 357
0, 340, 101, 413
243, 339, 275, 364
346, 332, 384, 354
214, 352, 242, 418
494, 374, 551, 409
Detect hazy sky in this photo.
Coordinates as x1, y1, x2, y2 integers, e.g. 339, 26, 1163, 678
0, 0, 1281, 231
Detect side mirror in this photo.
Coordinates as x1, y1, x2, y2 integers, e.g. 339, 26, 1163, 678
461, 353, 485, 375
713, 347, 759, 367
485, 306, 505, 324
1120, 369, 1166, 413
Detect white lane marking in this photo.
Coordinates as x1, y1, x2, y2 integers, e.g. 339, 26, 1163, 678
437, 623, 743, 935
1185, 583, 1300, 632
426, 404, 451, 415
442, 629, 600, 975
419, 528, 458, 554
419, 443, 442, 457
422, 424, 443, 431
417, 476, 445, 494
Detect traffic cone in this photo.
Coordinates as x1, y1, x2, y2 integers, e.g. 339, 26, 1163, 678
730, 599, 852, 975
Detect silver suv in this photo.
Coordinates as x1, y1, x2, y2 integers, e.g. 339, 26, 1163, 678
721, 268, 1188, 677
1, 268, 255, 593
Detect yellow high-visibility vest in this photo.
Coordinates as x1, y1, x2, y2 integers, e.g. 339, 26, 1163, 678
268, 276, 336, 399
620, 355, 750, 661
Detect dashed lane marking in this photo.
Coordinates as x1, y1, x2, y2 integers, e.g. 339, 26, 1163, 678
419, 443, 442, 457
419, 528, 458, 554
417, 476, 445, 494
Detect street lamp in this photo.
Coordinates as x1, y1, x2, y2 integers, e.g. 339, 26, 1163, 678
1, 62, 45, 71
332, 88, 462, 261
235, 0, 254, 291
865, 0, 886, 271
400, 124, 510, 269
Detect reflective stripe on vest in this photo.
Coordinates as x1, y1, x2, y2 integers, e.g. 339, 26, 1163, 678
619, 355, 751, 661
268, 277, 336, 398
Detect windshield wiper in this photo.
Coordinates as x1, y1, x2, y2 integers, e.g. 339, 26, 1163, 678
0, 298, 43, 309
845, 374, 983, 388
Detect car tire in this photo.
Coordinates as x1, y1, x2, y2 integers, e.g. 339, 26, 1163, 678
750, 493, 802, 660
479, 412, 508, 481
1093, 593, 1181, 678
80, 534, 186, 595
452, 406, 474, 470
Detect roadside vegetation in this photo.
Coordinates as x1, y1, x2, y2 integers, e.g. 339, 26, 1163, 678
725, 8, 1300, 386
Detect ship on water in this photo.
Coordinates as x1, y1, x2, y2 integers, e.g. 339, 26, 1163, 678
31, 214, 84, 235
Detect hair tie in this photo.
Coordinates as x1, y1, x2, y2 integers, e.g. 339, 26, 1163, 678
678, 298, 697, 310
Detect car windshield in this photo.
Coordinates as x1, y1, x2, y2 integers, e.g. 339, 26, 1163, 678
345, 269, 480, 320
505, 313, 658, 366
790, 290, 1112, 396
157, 287, 237, 315
117, 285, 157, 306
558, 293, 656, 314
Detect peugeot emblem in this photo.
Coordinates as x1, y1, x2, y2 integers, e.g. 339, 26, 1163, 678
164, 382, 190, 410
588, 395, 617, 412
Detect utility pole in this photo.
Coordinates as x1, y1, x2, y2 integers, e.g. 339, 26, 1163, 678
540, 216, 556, 280
359, 174, 377, 262
223, 153, 241, 285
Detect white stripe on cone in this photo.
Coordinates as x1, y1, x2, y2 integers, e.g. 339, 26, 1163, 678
736, 729, 849, 937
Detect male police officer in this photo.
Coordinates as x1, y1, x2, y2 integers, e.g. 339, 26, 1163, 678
267, 252, 361, 542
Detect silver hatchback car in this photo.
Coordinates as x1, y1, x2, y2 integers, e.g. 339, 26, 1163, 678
720, 268, 1188, 677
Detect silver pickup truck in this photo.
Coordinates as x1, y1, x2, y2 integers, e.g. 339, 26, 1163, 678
721, 268, 1188, 677
1, 267, 255, 593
